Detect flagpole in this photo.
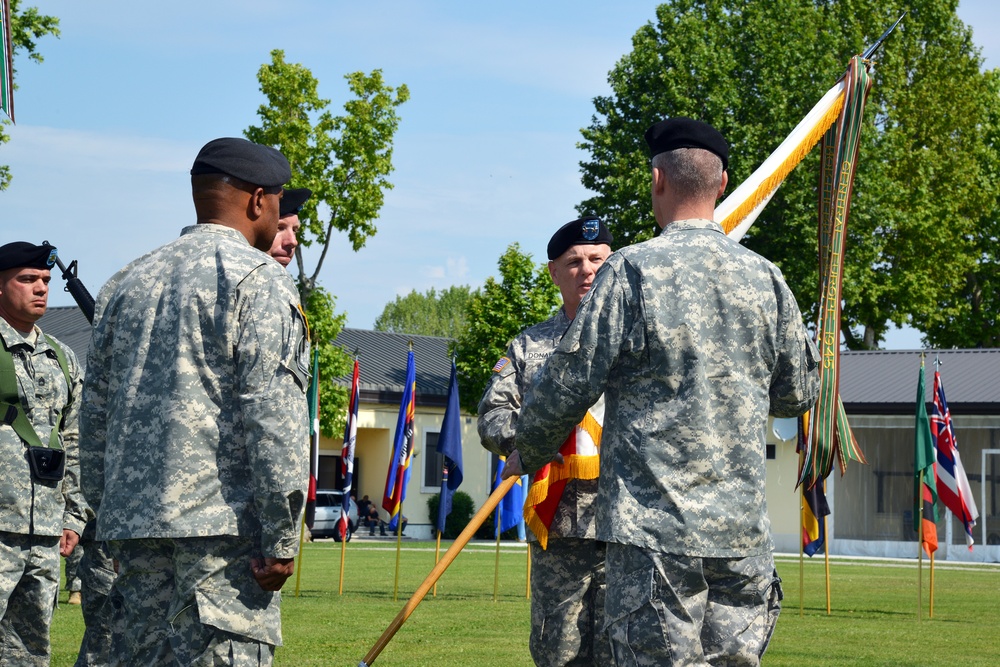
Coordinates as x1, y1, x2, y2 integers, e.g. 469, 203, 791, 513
493, 506, 502, 603
799, 487, 805, 618
526, 543, 531, 600
359, 476, 517, 667
339, 535, 347, 595
823, 507, 831, 616
929, 550, 935, 619
294, 509, 308, 597
393, 501, 405, 602
917, 504, 923, 622
433, 532, 441, 598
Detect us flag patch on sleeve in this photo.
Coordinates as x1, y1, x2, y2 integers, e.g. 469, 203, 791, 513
492, 357, 510, 373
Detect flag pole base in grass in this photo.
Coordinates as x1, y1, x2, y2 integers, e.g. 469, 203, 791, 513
360, 476, 517, 666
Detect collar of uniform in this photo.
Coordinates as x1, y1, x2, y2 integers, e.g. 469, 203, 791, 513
0, 316, 40, 352
659, 218, 724, 235
180, 223, 253, 245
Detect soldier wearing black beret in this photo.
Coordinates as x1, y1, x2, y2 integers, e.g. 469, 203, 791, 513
478, 214, 614, 666
0, 238, 87, 665
81, 137, 309, 664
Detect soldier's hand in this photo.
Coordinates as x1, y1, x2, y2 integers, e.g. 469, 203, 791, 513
502, 450, 563, 479
251, 557, 295, 591
60, 529, 80, 557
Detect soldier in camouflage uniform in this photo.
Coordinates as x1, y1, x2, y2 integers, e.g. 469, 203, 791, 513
508, 118, 820, 666
81, 138, 310, 666
0, 241, 87, 665
479, 216, 613, 667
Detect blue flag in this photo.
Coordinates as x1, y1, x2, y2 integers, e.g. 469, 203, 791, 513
435, 360, 464, 534
494, 457, 524, 538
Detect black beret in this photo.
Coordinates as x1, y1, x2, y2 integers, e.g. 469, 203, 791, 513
280, 187, 312, 217
0, 241, 58, 272
644, 117, 728, 171
547, 215, 613, 261
190, 137, 291, 188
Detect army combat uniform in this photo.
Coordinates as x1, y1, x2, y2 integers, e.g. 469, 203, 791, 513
81, 224, 310, 666
515, 219, 820, 666
479, 309, 612, 667
0, 317, 86, 665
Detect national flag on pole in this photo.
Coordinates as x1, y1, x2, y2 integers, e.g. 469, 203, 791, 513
0, 0, 14, 123
523, 398, 603, 549
383, 349, 416, 531
931, 369, 979, 550
304, 350, 320, 530
914, 360, 938, 556
435, 360, 463, 535
338, 359, 360, 541
493, 456, 524, 538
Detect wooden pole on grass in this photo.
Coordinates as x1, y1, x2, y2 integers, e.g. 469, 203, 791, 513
432, 532, 441, 597
359, 476, 517, 667
526, 542, 531, 600
294, 511, 307, 597
493, 506, 502, 602
338, 536, 347, 595
392, 502, 405, 602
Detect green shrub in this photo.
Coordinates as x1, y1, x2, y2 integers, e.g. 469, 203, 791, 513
426, 490, 475, 539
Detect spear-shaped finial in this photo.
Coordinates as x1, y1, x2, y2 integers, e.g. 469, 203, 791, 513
862, 12, 906, 61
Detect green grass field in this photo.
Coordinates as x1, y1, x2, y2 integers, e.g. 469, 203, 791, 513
50, 540, 1000, 666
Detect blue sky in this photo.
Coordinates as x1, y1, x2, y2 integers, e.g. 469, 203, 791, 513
4, 1, 997, 348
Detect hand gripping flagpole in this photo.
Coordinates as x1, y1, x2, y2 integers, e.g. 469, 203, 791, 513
359, 476, 517, 667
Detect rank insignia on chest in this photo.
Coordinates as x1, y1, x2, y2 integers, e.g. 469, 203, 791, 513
492, 357, 510, 373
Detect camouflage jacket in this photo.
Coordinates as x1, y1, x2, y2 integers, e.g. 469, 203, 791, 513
515, 219, 820, 558
81, 224, 310, 558
478, 309, 599, 542
0, 318, 87, 537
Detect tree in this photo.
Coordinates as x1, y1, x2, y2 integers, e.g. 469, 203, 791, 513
245, 50, 409, 435
578, 0, 998, 349
1, 1, 60, 189
913, 69, 1000, 348
453, 244, 560, 414
373, 286, 474, 338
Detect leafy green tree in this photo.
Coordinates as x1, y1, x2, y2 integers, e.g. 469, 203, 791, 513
374, 286, 474, 338
453, 244, 560, 414
578, 0, 997, 349
913, 69, 1000, 349
245, 49, 409, 435
1, 1, 60, 189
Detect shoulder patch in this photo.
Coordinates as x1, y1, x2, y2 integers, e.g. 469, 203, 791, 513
492, 357, 511, 373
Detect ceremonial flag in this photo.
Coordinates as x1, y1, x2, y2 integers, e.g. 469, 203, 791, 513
493, 456, 524, 538
0, 0, 14, 123
914, 360, 938, 556
435, 360, 464, 535
523, 399, 603, 549
802, 482, 830, 557
383, 349, 416, 531
304, 351, 320, 530
931, 369, 979, 549
338, 359, 359, 541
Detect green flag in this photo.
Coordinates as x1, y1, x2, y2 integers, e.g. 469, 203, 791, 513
0, 0, 13, 123
913, 359, 939, 553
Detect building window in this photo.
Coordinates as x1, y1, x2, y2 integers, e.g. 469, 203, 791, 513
422, 431, 444, 492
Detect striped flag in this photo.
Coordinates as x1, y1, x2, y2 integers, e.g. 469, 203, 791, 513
914, 360, 938, 556
797, 414, 830, 556
338, 359, 360, 541
304, 351, 321, 530
382, 349, 415, 531
931, 369, 979, 550
0, 0, 14, 123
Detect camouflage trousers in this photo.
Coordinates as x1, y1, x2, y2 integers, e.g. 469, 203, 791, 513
74, 538, 117, 667
0, 532, 61, 667
605, 543, 782, 667
65, 542, 83, 593
529, 537, 611, 667
107, 536, 283, 667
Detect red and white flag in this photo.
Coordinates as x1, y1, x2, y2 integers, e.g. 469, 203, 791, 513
931, 370, 979, 549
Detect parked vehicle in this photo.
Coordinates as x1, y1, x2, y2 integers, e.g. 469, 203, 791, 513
312, 490, 358, 541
